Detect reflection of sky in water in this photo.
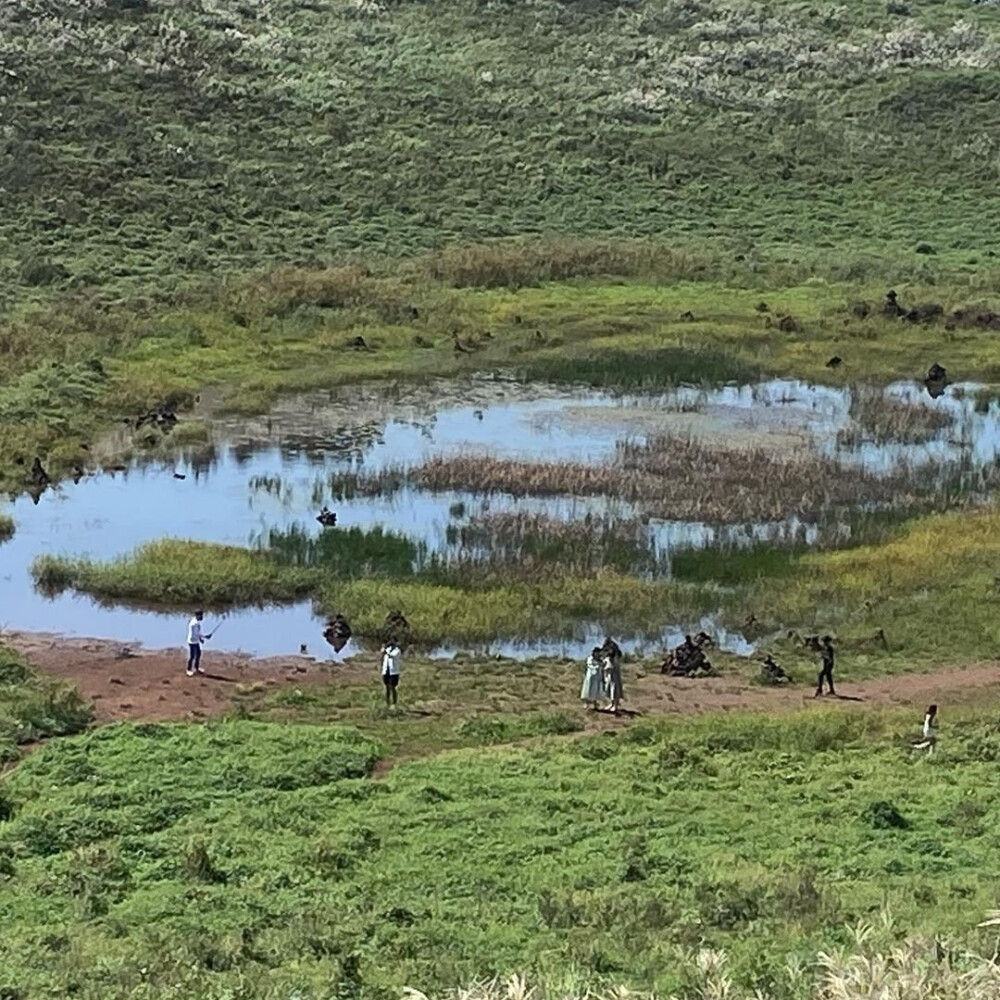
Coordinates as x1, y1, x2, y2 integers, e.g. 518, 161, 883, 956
1, 377, 996, 658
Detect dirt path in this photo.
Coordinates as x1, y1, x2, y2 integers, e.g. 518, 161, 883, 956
3, 631, 348, 724
5, 630, 999, 726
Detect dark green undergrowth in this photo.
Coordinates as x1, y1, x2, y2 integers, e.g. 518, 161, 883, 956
3, 708, 1000, 998
0, 647, 93, 761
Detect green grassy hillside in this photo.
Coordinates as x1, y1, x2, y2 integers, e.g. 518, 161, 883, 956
3, 710, 1000, 998
4, 0, 1000, 306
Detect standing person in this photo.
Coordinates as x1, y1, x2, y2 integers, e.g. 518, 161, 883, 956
913, 704, 938, 754
380, 638, 402, 708
186, 610, 208, 677
814, 635, 836, 697
600, 635, 623, 669
580, 646, 605, 710
604, 650, 624, 715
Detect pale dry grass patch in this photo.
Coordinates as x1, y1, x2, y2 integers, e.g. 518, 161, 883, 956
334, 436, 959, 523
404, 922, 1000, 1000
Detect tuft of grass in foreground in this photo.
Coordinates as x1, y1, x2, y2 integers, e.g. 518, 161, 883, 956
5, 707, 1000, 997
0, 646, 93, 761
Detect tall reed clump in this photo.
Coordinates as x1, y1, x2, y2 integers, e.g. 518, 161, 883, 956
438, 512, 663, 579
261, 523, 422, 578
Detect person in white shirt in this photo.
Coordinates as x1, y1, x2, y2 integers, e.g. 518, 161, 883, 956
913, 704, 937, 754
186, 611, 208, 676
380, 640, 402, 707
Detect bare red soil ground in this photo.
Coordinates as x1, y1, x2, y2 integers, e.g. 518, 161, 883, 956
5, 630, 999, 727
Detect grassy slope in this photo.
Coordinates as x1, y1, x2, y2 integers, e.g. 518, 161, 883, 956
4, 0, 1000, 306
4, 710, 1000, 998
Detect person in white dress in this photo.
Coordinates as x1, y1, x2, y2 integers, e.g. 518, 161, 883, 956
580, 647, 605, 710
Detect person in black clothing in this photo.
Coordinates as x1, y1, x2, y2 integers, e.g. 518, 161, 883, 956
323, 613, 352, 653
815, 635, 836, 697
599, 636, 622, 666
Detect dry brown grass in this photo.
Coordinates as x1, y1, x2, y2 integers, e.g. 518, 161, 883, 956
334, 437, 957, 522
837, 387, 952, 447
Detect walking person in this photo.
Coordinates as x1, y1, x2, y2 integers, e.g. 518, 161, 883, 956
186, 610, 209, 677
580, 646, 605, 710
381, 638, 402, 708
912, 704, 938, 754
814, 635, 836, 697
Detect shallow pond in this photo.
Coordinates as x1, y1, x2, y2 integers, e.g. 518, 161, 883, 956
2, 375, 997, 659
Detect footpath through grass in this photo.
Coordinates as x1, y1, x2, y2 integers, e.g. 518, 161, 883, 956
3, 706, 1000, 998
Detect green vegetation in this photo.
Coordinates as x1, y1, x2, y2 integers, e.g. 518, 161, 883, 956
517, 347, 762, 391
31, 538, 712, 645
751, 505, 1000, 672
11, 0, 1000, 995
0, 514, 13, 543
6, 0, 1000, 308
2, 258, 1000, 489
4, 708, 1000, 997
0, 647, 93, 762
4, 0, 1000, 488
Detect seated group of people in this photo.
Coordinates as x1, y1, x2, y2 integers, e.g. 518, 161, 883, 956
323, 609, 409, 652
660, 632, 715, 677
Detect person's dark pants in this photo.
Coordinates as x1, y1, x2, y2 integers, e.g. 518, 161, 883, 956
188, 643, 202, 673
383, 672, 399, 705
815, 665, 834, 695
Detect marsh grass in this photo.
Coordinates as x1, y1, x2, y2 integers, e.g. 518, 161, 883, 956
4, 261, 1000, 491
32, 541, 318, 607
333, 439, 962, 523
671, 543, 806, 586
439, 513, 664, 579
751, 504, 1000, 669
837, 387, 952, 447
261, 523, 422, 579
519, 348, 761, 391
